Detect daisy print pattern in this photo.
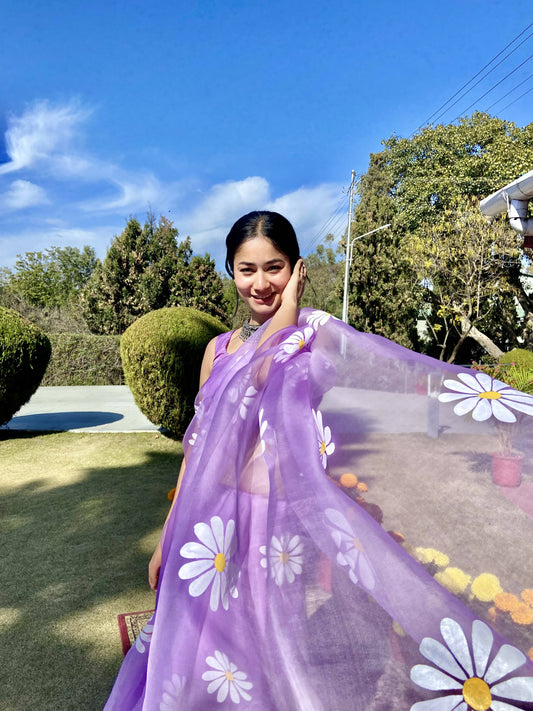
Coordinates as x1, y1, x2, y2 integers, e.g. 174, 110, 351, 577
134, 621, 153, 654
410, 617, 533, 710
259, 408, 268, 453
202, 650, 253, 704
313, 409, 335, 468
239, 385, 258, 420
306, 309, 331, 330
260, 534, 304, 585
274, 326, 315, 363
178, 516, 238, 612
439, 372, 533, 423
160, 674, 186, 711
325, 509, 376, 590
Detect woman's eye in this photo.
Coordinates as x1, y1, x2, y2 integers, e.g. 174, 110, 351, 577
268, 266, 281, 272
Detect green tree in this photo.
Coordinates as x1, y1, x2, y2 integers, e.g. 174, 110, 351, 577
352, 112, 533, 360
347, 157, 422, 349
2, 246, 97, 309
81, 214, 229, 334
301, 234, 344, 317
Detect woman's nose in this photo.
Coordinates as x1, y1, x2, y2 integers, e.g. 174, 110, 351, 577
254, 270, 268, 292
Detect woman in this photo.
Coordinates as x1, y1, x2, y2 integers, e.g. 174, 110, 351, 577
105, 212, 533, 710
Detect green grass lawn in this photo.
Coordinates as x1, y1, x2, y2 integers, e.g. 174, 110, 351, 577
0, 431, 182, 711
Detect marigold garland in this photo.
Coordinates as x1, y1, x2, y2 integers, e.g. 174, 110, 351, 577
339, 472, 358, 488
521, 589, 533, 607
167, 487, 176, 502
414, 547, 449, 568
494, 592, 521, 612
434, 567, 471, 595
470, 573, 503, 602
510, 603, 533, 625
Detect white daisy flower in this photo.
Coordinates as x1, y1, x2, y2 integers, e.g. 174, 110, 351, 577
410, 616, 533, 711
202, 650, 253, 704
259, 408, 268, 453
273, 326, 315, 362
160, 674, 186, 711
259, 534, 304, 585
306, 309, 331, 330
312, 409, 335, 468
239, 385, 258, 420
325, 509, 376, 590
438, 372, 533, 423
188, 432, 198, 446
178, 516, 238, 612
134, 621, 153, 654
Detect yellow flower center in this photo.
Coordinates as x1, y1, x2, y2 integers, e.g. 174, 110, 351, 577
478, 390, 501, 400
214, 553, 226, 572
225, 670, 234, 682
279, 552, 290, 564
298, 339, 306, 349
320, 441, 327, 456
462, 677, 492, 711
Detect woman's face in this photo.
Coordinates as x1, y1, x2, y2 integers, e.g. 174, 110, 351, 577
233, 235, 292, 324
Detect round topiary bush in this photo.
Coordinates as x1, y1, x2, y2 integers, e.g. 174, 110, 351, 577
499, 348, 533, 368
121, 306, 228, 437
0, 307, 52, 426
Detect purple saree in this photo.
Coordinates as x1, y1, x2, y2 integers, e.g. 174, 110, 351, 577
105, 309, 533, 710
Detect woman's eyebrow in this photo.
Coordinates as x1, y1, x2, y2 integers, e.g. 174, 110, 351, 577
236, 258, 285, 267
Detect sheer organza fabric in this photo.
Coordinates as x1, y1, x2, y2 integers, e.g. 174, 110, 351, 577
104, 309, 533, 711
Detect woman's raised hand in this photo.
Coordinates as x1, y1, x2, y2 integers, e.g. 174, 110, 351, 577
281, 258, 306, 306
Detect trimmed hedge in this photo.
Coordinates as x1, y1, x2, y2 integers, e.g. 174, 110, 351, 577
0, 307, 51, 426
499, 348, 533, 368
121, 307, 228, 437
42, 333, 123, 386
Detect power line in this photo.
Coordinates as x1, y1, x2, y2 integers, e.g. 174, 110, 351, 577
485, 71, 533, 110
499, 83, 533, 112
451, 51, 533, 121
303, 189, 351, 253
413, 22, 533, 133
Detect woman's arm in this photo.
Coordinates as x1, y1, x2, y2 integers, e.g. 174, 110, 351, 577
257, 258, 306, 347
148, 336, 218, 591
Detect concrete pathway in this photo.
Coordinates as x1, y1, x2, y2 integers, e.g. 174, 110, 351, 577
2, 386, 160, 433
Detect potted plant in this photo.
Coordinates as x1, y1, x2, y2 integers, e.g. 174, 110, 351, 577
472, 361, 533, 486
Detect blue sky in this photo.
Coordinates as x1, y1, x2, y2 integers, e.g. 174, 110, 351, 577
1, 1, 532, 271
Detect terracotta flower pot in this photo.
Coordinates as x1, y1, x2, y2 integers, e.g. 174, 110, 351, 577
491, 452, 523, 487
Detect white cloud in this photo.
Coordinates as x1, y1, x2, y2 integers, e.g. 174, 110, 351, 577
179, 178, 344, 264
0, 99, 91, 175
1, 179, 49, 210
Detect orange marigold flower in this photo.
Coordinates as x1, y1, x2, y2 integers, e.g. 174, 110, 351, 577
494, 592, 522, 612
167, 487, 176, 502
510, 603, 533, 625
528, 647, 533, 663
340, 473, 359, 488
521, 589, 533, 607
356, 482, 368, 492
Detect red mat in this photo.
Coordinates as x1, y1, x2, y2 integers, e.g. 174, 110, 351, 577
117, 609, 155, 655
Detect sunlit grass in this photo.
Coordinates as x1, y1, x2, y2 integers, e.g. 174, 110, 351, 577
0, 431, 182, 711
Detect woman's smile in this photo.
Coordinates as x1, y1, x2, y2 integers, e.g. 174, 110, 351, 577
233, 235, 292, 324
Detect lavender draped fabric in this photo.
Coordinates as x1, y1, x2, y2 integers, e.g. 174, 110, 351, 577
104, 309, 533, 711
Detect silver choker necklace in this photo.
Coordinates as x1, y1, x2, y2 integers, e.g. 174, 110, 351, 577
239, 321, 261, 341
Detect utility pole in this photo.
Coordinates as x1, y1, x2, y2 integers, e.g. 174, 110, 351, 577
341, 170, 356, 323
341, 167, 391, 323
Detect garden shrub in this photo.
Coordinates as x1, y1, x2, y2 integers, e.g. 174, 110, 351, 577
0, 307, 51, 426
499, 348, 533, 368
42, 333, 123, 386
121, 306, 227, 437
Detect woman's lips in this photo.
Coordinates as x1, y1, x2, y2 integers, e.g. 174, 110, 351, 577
252, 294, 274, 303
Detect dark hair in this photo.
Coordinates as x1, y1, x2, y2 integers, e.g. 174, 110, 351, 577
225, 211, 300, 277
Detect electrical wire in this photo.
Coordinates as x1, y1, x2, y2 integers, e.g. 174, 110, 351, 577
485, 72, 533, 111
413, 21, 533, 133
499, 83, 533, 113
451, 52, 533, 122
